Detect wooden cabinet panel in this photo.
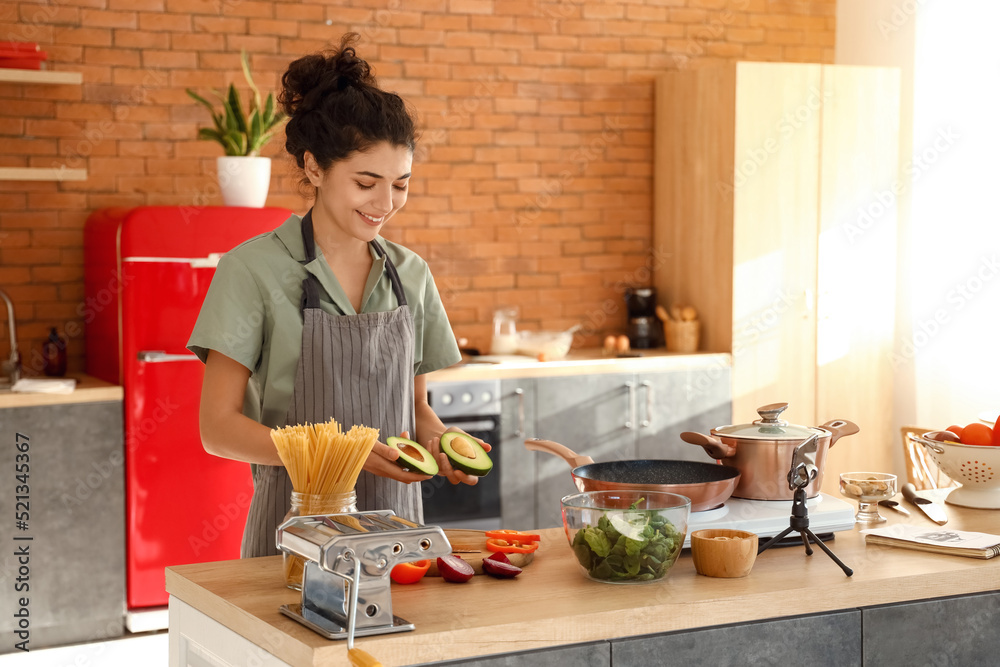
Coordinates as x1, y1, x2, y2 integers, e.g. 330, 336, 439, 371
655, 62, 900, 492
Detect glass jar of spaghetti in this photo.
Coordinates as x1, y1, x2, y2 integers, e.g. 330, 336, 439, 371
283, 490, 357, 590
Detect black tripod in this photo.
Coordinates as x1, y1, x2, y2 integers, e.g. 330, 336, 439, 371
756, 435, 853, 577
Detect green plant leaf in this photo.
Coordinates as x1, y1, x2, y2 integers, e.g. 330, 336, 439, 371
186, 52, 283, 156
240, 49, 263, 116
226, 84, 248, 135
197, 127, 225, 144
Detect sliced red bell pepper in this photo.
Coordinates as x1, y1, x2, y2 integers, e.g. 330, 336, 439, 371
390, 559, 431, 585
485, 537, 539, 554
484, 530, 541, 543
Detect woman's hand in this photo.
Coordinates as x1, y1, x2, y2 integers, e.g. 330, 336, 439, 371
428, 427, 493, 486
363, 431, 433, 483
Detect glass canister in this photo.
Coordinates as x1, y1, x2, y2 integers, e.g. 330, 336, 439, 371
491, 307, 519, 354
283, 490, 357, 590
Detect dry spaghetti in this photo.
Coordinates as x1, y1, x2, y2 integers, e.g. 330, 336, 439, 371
269, 418, 379, 495
270, 418, 379, 589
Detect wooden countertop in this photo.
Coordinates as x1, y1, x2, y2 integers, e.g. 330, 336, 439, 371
0, 373, 122, 408
166, 496, 1000, 667
426, 348, 731, 382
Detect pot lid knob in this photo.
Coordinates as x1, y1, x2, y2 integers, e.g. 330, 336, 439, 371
756, 402, 789, 426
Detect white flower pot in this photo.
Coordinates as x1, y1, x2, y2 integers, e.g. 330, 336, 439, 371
216, 156, 271, 207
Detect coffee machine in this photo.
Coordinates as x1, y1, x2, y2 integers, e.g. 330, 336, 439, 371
624, 287, 662, 349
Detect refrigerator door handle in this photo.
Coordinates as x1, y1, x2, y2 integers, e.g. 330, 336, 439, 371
137, 351, 200, 363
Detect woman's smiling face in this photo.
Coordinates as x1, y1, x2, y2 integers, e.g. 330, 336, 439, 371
307, 141, 412, 244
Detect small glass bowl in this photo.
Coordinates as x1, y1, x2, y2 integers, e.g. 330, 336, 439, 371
839, 472, 897, 524
561, 490, 690, 584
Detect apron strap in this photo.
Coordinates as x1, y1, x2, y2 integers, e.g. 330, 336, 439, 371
299, 209, 323, 310
370, 239, 408, 308
299, 209, 409, 311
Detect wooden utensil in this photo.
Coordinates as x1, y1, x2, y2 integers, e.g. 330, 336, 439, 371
425, 529, 534, 576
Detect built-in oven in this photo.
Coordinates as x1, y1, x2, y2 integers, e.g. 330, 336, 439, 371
422, 379, 502, 529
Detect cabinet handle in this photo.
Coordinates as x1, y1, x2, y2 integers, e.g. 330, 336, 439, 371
641, 380, 652, 428
515, 387, 525, 437
625, 381, 635, 430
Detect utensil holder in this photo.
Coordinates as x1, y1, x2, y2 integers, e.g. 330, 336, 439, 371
665, 319, 699, 353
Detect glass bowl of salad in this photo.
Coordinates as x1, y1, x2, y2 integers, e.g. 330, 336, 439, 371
561, 490, 690, 584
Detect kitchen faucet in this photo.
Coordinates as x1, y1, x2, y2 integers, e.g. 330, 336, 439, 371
0, 288, 20, 386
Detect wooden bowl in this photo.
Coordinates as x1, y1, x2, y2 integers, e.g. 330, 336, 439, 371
690, 529, 758, 578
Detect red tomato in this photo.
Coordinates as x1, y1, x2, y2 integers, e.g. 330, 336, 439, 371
960, 423, 993, 446
993, 418, 1000, 447
946, 424, 965, 439
390, 559, 431, 585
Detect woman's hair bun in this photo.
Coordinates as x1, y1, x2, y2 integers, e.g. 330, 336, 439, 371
279, 33, 374, 116
279, 32, 416, 193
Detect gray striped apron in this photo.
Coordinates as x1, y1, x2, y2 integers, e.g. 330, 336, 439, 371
240, 209, 419, 558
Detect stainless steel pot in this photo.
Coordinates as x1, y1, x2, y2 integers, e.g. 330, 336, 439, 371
680, 402, 860, 500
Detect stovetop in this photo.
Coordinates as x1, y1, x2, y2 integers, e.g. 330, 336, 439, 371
683, 493, 856, 548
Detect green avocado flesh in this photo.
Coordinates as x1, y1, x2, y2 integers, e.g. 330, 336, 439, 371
440, 432, 493, 477
386, 437, 440, 476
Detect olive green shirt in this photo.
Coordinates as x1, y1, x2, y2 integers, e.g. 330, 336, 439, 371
187, 214, 461, 428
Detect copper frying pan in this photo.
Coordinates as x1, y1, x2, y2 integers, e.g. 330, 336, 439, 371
525, 439, 741, 512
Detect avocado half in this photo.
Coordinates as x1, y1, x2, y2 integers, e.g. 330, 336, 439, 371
440, 432, 493, 477
386, 436, 440, 476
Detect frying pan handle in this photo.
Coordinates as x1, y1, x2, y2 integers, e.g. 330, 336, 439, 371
523, 439, 595, 468
820, 419, 860, 448
680, 431, 736, 459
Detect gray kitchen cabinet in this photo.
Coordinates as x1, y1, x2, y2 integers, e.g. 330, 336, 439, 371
412, 640, 610, 667
612, 610, 861, 667
862, 592, 1000, 666
634, 365, 731, 461
0, 400, 125, 653
533, 372, 637, 529
500, 364, 733, 530
499, 377, 537, 531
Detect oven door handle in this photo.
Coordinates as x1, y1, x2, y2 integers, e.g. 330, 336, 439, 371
442, 419, 497, 433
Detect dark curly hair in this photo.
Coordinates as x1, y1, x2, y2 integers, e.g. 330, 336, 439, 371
279, 33, 416, 192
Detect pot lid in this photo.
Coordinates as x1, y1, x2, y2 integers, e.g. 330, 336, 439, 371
712, 403, 823, 440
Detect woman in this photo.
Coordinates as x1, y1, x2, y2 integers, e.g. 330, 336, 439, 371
187, 34, 487, 558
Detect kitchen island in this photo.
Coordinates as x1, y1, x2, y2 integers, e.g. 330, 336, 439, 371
166, 497, 1000, 666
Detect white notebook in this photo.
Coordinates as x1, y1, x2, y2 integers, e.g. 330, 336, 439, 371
863, 524, 1000, 559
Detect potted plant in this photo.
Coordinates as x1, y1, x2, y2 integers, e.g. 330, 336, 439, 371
186, 51, 286, 207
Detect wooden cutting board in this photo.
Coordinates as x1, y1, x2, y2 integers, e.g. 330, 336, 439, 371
425, 529, 535, 576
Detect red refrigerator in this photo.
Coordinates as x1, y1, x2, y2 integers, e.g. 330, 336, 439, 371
84, 206, 292, 630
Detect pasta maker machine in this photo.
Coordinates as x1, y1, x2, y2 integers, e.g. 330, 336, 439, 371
276, 511, 452, 640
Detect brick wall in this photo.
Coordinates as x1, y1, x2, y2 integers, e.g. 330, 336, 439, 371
0, 0, 835, 374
